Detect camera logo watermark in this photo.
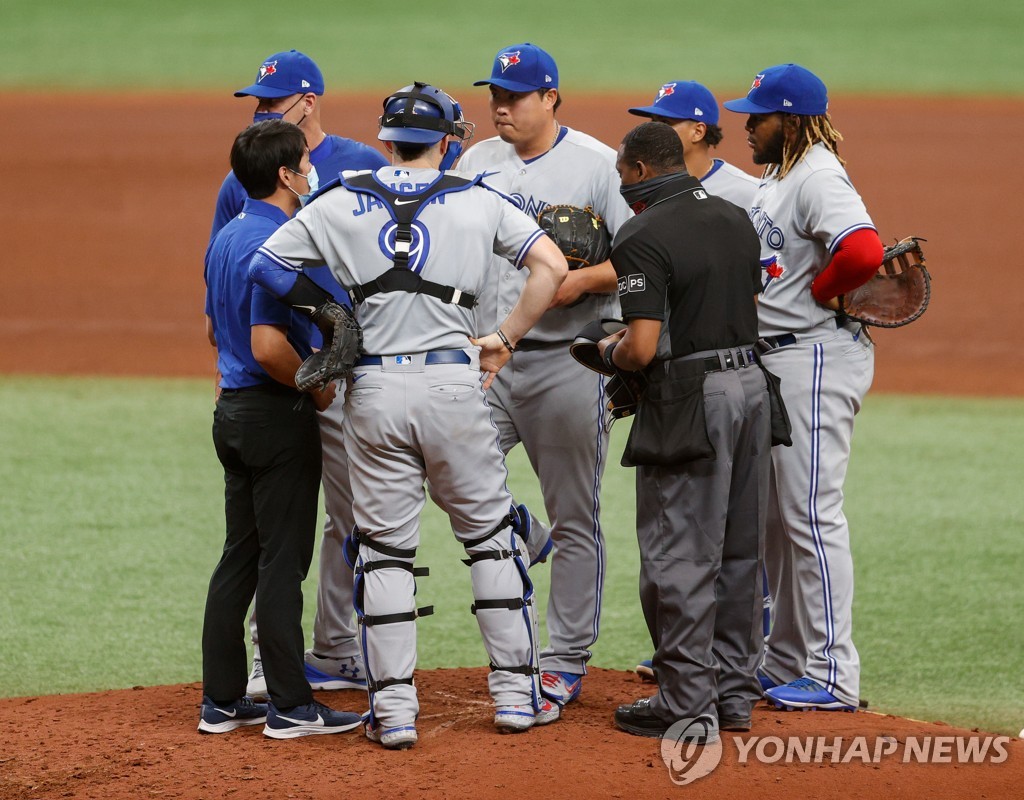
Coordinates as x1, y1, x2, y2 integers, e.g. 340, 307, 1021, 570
660, 718, 723, 786
661, 730, 1012, 784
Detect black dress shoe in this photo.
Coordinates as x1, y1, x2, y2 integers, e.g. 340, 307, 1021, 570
718, 713, 752, 732
614, 697, 671, 738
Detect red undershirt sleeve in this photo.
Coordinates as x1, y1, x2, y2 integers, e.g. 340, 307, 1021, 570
811, 228, 885, 303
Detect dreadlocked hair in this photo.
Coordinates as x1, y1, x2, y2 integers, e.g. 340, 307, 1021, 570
770, 114, 845, 180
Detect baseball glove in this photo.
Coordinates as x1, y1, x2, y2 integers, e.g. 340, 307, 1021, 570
295, 302, 363, 392
537, 205, 611, 270
839, 236, 931, 328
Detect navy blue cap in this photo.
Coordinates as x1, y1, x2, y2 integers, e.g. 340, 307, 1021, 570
628, 80, 720, 126
234, 50, 325, 99
473, 43, 558, 92
723, 63, 828, 116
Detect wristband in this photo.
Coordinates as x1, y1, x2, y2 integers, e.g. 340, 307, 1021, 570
496, 328, 516, 354
603, 340, 618, 370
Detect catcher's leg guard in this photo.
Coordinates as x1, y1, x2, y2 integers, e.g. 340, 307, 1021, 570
463, 512, 542, 714
354, 536, 432, 731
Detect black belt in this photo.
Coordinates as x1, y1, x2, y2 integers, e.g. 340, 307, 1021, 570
514, 339, 569, 352
354, 350, 471, 367
759, 333, 797, 350
699, 348, 757, 373
220, 382, 301, 396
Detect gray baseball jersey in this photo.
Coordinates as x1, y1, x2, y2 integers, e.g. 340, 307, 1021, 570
750, 142, 875, 706
457, 129, 633, 680
459, 129, 633, 340
257, 165, 550, 731
700, 158, 759, 210
261, 166, 546, 352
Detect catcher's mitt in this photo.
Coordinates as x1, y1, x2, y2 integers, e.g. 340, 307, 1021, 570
537, 205, 611, 270
295, 302, 363, 392
839, 236, 931, 328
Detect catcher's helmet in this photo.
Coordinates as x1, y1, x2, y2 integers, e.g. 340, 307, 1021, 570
378, 82, 474, 145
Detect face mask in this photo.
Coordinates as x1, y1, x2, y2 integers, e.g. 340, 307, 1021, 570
440, 139, 463, 172
619, 172, 684, 214
253, 94, 305, 125
288, 164, 319, 206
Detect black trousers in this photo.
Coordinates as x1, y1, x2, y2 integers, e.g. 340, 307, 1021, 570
202, 385, 322, 709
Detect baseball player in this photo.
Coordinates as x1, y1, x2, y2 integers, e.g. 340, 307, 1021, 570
211, 50, 388, 699
247, 83, 568, 749
627, 80, 758, 210
200, 119, 363, 739
458, 43, 633, 706
723, 64, 884, 711
627, 80, 764, 683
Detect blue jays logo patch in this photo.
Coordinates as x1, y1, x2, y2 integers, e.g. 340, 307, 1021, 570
751, 73, 764, 89
657, 83, 676, 101
258, 61, 278, 82
761, 255, 785, 292
498, 51, 522, 72
378, 220, 431, 273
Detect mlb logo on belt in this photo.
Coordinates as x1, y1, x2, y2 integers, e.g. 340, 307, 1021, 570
394, 356, 412, 365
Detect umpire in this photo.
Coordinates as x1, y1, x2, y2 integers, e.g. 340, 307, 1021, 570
601, 122, 772, 740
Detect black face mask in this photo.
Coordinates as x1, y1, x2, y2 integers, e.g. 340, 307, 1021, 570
619, 173, 685, 214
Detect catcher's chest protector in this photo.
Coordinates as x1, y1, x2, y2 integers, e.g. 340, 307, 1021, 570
342, 173, 483, 309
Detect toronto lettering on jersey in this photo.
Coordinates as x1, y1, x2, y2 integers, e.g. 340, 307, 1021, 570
749, 205, 785, 250
509, 193, 551, 218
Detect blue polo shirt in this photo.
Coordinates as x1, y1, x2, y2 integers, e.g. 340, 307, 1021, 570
204, 198, 317, 390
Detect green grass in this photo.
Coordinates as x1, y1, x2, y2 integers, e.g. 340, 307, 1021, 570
2, 0, 1021, 93
0, 377, 1021, 734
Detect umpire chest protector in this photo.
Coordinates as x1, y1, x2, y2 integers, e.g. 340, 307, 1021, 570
339, 172, 483, 309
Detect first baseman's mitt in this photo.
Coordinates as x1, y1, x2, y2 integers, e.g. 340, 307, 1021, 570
537, 205, 611, 270
839, 236, 931, 328
295, 302, 363, 392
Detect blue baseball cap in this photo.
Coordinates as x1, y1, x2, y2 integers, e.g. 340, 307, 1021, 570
473, 43, 558, 92
723, 63, 828, 116
234, 50, 325, 99
628, 80, 720, 126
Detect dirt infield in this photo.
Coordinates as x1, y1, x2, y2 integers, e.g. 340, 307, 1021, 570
3, 93, 1022, 797
1, 91, 1022, 394
1, 668, 1020, 799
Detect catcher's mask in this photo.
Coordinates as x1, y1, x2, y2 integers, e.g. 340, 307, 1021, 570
378, 82, 475, 170
570, 318, 645, 419
605, 373, 643, 419
570, 318, 627, 376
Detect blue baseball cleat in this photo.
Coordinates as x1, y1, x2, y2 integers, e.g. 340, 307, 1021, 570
765, 677, 857, 711
540, 671, 583, 705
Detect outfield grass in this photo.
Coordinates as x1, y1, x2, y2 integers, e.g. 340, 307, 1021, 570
0, 377, 1021, 734
4, 0, 1022, 93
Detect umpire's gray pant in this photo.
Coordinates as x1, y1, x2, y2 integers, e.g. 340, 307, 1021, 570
638, 364, 771, 723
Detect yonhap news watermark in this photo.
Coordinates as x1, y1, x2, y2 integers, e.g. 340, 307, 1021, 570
660, 719, 1013, 786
